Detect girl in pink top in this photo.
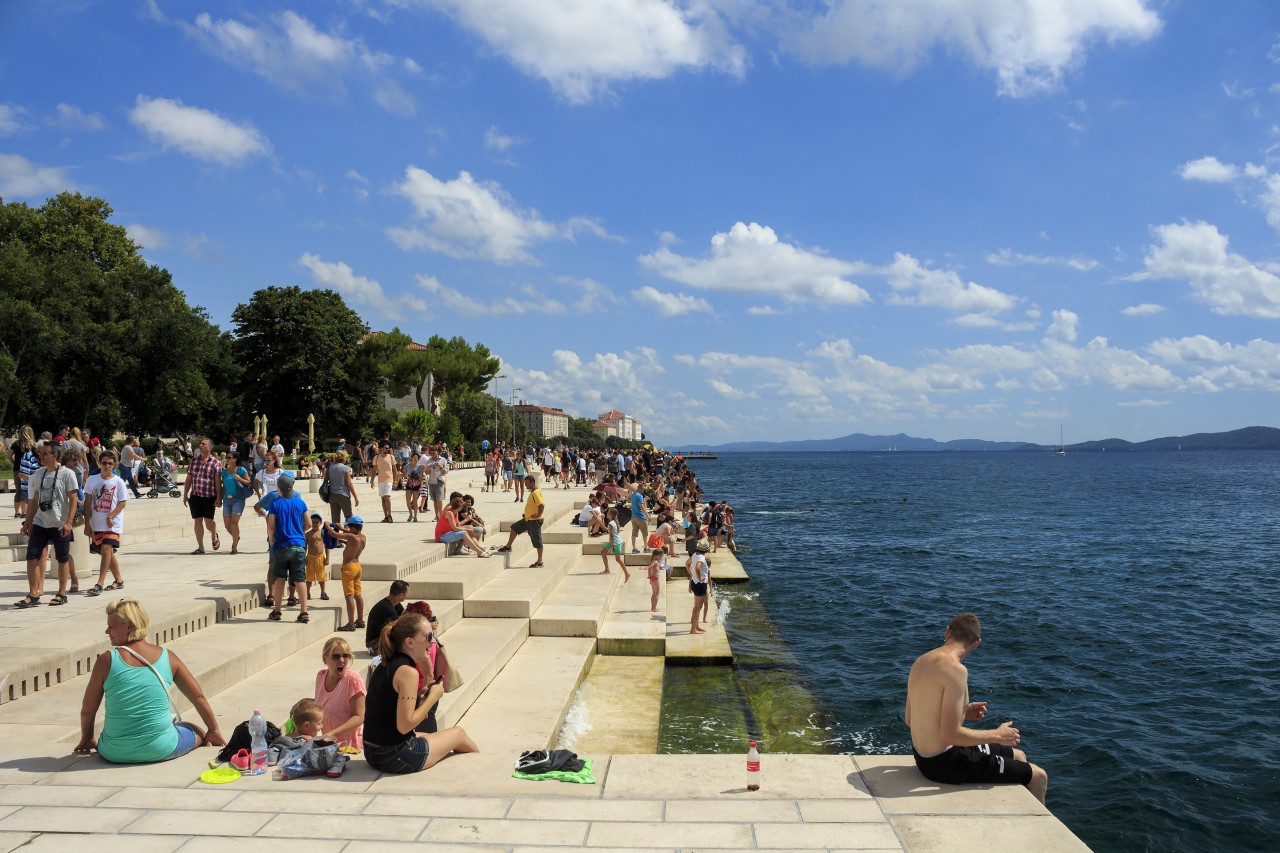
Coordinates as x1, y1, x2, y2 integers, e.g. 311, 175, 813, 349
314, 637, 366, 749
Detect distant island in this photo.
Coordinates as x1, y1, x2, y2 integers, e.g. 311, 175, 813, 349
676, 426, 1280, 453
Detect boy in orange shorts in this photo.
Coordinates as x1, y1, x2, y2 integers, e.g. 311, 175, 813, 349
305, 513, 330, 601
326, 516, 366, 632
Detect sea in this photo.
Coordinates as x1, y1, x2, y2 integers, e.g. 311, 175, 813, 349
656, 450, 1280, 853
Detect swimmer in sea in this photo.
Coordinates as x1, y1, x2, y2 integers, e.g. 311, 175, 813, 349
904, 612, 1048, 803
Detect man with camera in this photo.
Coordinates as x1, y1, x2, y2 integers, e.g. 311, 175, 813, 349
16, 441, 79, 607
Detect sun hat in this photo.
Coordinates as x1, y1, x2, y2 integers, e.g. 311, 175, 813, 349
696, 538, 711, 552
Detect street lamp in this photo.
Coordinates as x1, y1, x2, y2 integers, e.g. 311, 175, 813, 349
492, 374, 507, 450
510, 387, 522, 447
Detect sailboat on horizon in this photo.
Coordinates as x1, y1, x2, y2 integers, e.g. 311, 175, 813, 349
1056, 425, 1066, 457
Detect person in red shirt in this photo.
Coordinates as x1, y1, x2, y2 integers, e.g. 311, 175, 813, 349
434, 496, 490, 557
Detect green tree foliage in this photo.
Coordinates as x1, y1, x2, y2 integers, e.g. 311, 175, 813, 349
568, 416, 605, 449
391, 408, 436, 443
231, 285, 379, 439
427, 336, 500, 410
0, 193, 235, 434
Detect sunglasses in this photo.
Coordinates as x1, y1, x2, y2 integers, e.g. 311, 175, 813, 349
330, 652, 352, 660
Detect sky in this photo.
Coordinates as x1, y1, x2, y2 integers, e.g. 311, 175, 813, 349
3, 0, 1280, 446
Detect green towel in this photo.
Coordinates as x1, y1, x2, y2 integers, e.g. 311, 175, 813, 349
512, 757, 596, 784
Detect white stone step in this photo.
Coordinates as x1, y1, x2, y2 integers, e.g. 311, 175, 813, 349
462, 543, 580, 618
597, 563, 667, 656
530, 560, 620, 638
455, 635, 596, 755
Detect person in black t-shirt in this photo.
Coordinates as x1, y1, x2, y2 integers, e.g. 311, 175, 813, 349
365, 579, 409, 655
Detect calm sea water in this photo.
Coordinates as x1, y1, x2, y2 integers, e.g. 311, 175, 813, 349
671, 450, 1280, 853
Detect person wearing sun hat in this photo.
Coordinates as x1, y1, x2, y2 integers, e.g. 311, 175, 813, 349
327, 515, 367, 632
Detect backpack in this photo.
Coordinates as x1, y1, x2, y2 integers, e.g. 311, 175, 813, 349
216, 718, 282, 763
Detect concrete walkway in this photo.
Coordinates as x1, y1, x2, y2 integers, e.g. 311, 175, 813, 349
0, 471, 1090, 851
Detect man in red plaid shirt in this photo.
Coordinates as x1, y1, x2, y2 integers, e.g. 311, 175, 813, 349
182, 437, 224, 554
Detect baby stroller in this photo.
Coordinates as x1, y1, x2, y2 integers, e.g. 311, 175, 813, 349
145, 458, 181, 498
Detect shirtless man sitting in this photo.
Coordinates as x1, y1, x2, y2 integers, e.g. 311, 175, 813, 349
904, 612, 1048, 803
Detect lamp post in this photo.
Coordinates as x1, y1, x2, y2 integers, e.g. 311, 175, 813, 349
492, 374, 507, 450
510, 387, 522, 448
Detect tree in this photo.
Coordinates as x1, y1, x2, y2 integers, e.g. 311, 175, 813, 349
392, 408, 436, 443
231, 285, 376, 439
0, 192, 234, 435
568, 416, 604, 449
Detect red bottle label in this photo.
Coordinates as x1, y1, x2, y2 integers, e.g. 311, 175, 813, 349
747, 761, 760, 771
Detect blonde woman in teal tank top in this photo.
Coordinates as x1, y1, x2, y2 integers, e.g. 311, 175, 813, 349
75, 600, 227, 762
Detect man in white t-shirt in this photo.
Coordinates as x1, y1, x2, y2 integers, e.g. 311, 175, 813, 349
424, 447, 449, 521
84, 450, 130, 595
270, 435, 285, 457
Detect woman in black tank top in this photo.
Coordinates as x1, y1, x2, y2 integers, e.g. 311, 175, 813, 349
363, 612, 478, 773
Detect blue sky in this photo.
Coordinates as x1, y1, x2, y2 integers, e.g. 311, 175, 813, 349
3, 0, 1280, 445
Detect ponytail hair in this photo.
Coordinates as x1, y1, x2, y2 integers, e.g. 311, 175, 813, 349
378, 612, 429, 663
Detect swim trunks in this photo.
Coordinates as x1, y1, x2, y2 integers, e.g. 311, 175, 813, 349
913, 744, 1032, 786
306, 554, 328, 583
342, 561, 362, 597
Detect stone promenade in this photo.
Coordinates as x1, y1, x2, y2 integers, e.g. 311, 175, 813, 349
0, 468, 1089, 852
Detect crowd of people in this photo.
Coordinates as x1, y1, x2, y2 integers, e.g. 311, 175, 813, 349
8, 424, 1049, 802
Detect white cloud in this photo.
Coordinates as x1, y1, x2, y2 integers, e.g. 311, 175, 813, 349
417, 0, 747, 103
707, 378, 757, 399
375, 81, 416, 116
0, 104, 31, 136
1122, 302, 1165, 316
47, 103, 106, 131
415, 273, 566, 316
633, 285, 712, 316
484, 126, 524, 153
1147, 335, 1280, 391
299, 252, 426, 319
1137, 221, 1280, 319
884, 253, 1019, 317
1045, 309, 1079, 342
125, 224, 169, 249
1117, 398, 1170, 407
789, 0, 1162, 97
387, 167, 607, 263
639, 221, 870, 305
1178, 155, 1239, 183
182, 10, 415, 114
0, 153, 76, 198
129, 95, 271, 165
502, 346, 672, 437
747, 305, 783, 315
986, 247, 1099, 271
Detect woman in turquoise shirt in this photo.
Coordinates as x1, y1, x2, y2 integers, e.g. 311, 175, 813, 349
75, 599, 226, 762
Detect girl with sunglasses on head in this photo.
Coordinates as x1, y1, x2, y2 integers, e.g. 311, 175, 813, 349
313, 636, 365, 750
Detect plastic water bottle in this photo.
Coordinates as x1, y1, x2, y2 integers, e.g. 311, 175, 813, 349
248, 710, 268, 775
746, 741, 760, 791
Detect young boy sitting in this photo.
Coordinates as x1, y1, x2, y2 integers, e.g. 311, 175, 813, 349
326, 516, 367, 633
274, 698, 347, 779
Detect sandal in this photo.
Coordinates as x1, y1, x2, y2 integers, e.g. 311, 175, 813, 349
268, 610, 282, 621
48, 594, 68, 606
286, 597, 298, 607
297, 612, 309, 623
262, 596, 274, 608
338, 623, 355, 632
86, 584, 104, 596
495, 545, 512, 553
191, 549, 206, 555
105, 581, 124, 592
529, 561, 544, 568
354, 619, 365, 629
69, 582, 79, 594
211, 532, 221, 551
14, 595, 41, 608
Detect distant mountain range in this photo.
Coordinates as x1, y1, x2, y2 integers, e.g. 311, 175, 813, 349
676, 426, 1280, 453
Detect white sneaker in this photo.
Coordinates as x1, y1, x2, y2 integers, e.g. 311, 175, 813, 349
460, 547, 473, 556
